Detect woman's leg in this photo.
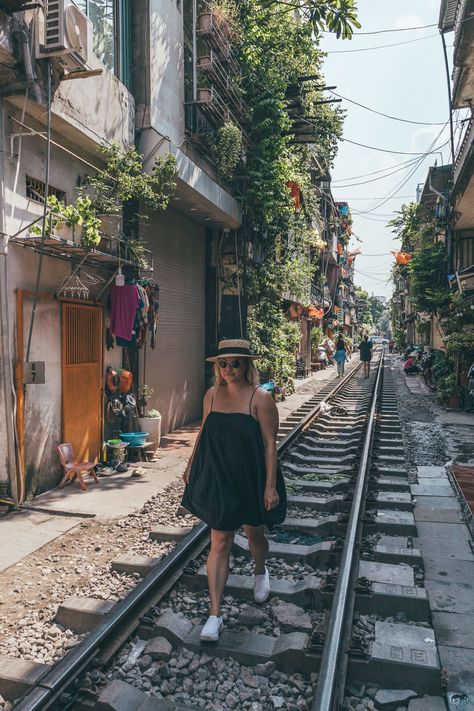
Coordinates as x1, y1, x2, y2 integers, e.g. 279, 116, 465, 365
337, 361, 342, 376
207, 529, 234, 616
244, 524, 269, 575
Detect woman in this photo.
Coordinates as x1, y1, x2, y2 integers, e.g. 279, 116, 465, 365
334, 334, 347, 377
359, 334, 373, 378
181, 339, 286, 642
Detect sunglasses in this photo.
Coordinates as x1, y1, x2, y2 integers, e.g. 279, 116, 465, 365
217, 359, 242, 369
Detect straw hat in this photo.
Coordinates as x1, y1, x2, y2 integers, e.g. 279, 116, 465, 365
206, 339, 259, 362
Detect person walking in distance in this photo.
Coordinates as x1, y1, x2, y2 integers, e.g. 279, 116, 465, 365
181, 339, 287, 642
359, 334, 373, 378
334, 333, 347, 378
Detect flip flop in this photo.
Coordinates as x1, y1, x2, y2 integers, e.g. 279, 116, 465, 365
131, 467, 146, 477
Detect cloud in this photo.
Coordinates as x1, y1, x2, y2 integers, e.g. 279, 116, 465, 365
395, 14, 428, 30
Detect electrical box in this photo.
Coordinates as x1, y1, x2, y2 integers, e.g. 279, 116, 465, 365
23, 362, 45, 384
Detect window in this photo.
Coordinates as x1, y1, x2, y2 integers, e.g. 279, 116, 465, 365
75, 0, 131, 88
26, 176, 66, 203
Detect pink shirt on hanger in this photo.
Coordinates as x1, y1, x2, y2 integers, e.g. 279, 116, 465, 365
109, 284, 141, 341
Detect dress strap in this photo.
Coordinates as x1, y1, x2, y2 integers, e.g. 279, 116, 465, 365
210, 388, 216, 412
248, 386, 259, 415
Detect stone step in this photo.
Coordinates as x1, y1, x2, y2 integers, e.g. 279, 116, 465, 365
349, 621, 440, 694
0, 655, 50, 702
184, 566, 429, 622
370, 510, 417, 537
56, 596, 114, 634
287, 494, 344, 511
95, 679, 199, 711
300, 436, 361, 448
291, 444, 359, 458
287, 478, 350, 493
374, 491, 412, 511
372, 544, 423, 567
289, 453, 357, 466
233, 533, 335, 566
149, 526, 194, 543
283, 461, 354, 476
151, 610, 313, 674
281, 515, 341, 535
112, 554, 159, 577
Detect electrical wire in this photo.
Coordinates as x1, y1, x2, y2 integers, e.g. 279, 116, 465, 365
325, 33, 438, 54
299, 117, 451, 156
331, 157, 428, 182
331, 157, 424, 188
323, 23, 437, 35
357, 128, 450, 214
329, 90, 446, 126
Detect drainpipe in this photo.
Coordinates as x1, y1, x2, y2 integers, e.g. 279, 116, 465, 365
0, 98, 19, 503
0, 28, 38, 98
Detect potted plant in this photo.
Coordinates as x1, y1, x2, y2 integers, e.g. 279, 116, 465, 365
30, 195, 101, 247
139, 408, 162, 448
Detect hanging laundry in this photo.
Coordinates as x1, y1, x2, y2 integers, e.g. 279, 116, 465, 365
144, 282, 160, 349
109, 283, 141, 342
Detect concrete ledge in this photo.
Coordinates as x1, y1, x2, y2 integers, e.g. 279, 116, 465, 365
287, 494, 344, 511
358, 621, 440, 694
184, 566, 322, 607
149, 526, 193, 542
233, 533, 336, 566
96, 679, 200, 710
286, 478, 350, 492
373, 510, 417, 536
153, 610, 312, 674
282, 515, 341, 535
0, 655, 50, 701
56, 596, 114, 634
111, 555, 159, 576
373, 545, 423, 566
376, 492, 413, 510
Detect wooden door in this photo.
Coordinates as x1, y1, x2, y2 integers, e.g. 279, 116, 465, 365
62, 303, 103, 462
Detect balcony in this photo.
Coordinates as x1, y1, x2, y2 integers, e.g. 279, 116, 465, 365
197, 51, 244, 124
452, 115, 474, 228
451, 0, 474, 107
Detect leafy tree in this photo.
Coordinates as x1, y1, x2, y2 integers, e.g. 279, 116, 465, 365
368, 295, 384, 329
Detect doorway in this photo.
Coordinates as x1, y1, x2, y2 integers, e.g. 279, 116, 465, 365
61, 303, 103, 461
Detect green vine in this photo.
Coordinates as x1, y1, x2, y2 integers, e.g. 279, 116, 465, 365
213, 122, 242, 182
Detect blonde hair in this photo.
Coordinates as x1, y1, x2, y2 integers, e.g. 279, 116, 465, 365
213, 358, 260, 386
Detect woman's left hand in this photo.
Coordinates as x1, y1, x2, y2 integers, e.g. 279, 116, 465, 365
264, 486, 279, 510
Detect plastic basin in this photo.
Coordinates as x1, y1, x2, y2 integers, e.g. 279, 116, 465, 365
120, 432, 148, 446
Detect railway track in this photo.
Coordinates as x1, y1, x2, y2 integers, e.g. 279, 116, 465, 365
10, 354, 446, 711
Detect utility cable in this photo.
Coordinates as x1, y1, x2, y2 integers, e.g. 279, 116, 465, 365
323, 23, 437, 35
325, 33, 438, 53
329, 90, 446, 126
26, 60, 51, 363
331, 157, 424, 188
331, 157, 426, 182
298, 117, 451, 156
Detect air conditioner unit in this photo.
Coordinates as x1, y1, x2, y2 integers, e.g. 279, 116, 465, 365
35, 0, 92, 73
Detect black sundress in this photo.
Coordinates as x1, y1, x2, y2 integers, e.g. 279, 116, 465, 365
181, 388, 287, 531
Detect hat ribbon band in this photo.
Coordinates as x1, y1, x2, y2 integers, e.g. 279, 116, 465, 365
217, 346, 252, 356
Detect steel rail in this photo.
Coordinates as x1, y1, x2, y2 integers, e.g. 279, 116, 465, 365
312, 353, 384, 711
14, 359, 364, 711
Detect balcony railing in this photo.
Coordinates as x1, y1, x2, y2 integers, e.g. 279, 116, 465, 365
454, 115, 474, 188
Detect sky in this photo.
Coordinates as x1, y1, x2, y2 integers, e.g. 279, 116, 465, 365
319, 0, 459, 299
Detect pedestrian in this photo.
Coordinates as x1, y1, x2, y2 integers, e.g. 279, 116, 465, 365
181, 339, 287, 642
334, 334, 347, 377
359, 334, 373, 378
388, 339, 395, 354
403, 353, 419, 375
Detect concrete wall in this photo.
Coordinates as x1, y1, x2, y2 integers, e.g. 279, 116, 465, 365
7, 245, 122, 495
149, 0, 185, 147
140, 207, 206, 435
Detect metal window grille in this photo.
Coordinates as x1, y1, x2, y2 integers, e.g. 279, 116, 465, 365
25, 175, 66, 204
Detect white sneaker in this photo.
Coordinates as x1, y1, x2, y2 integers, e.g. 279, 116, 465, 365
254, 566, 270, 603
200, 615, 223, 642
